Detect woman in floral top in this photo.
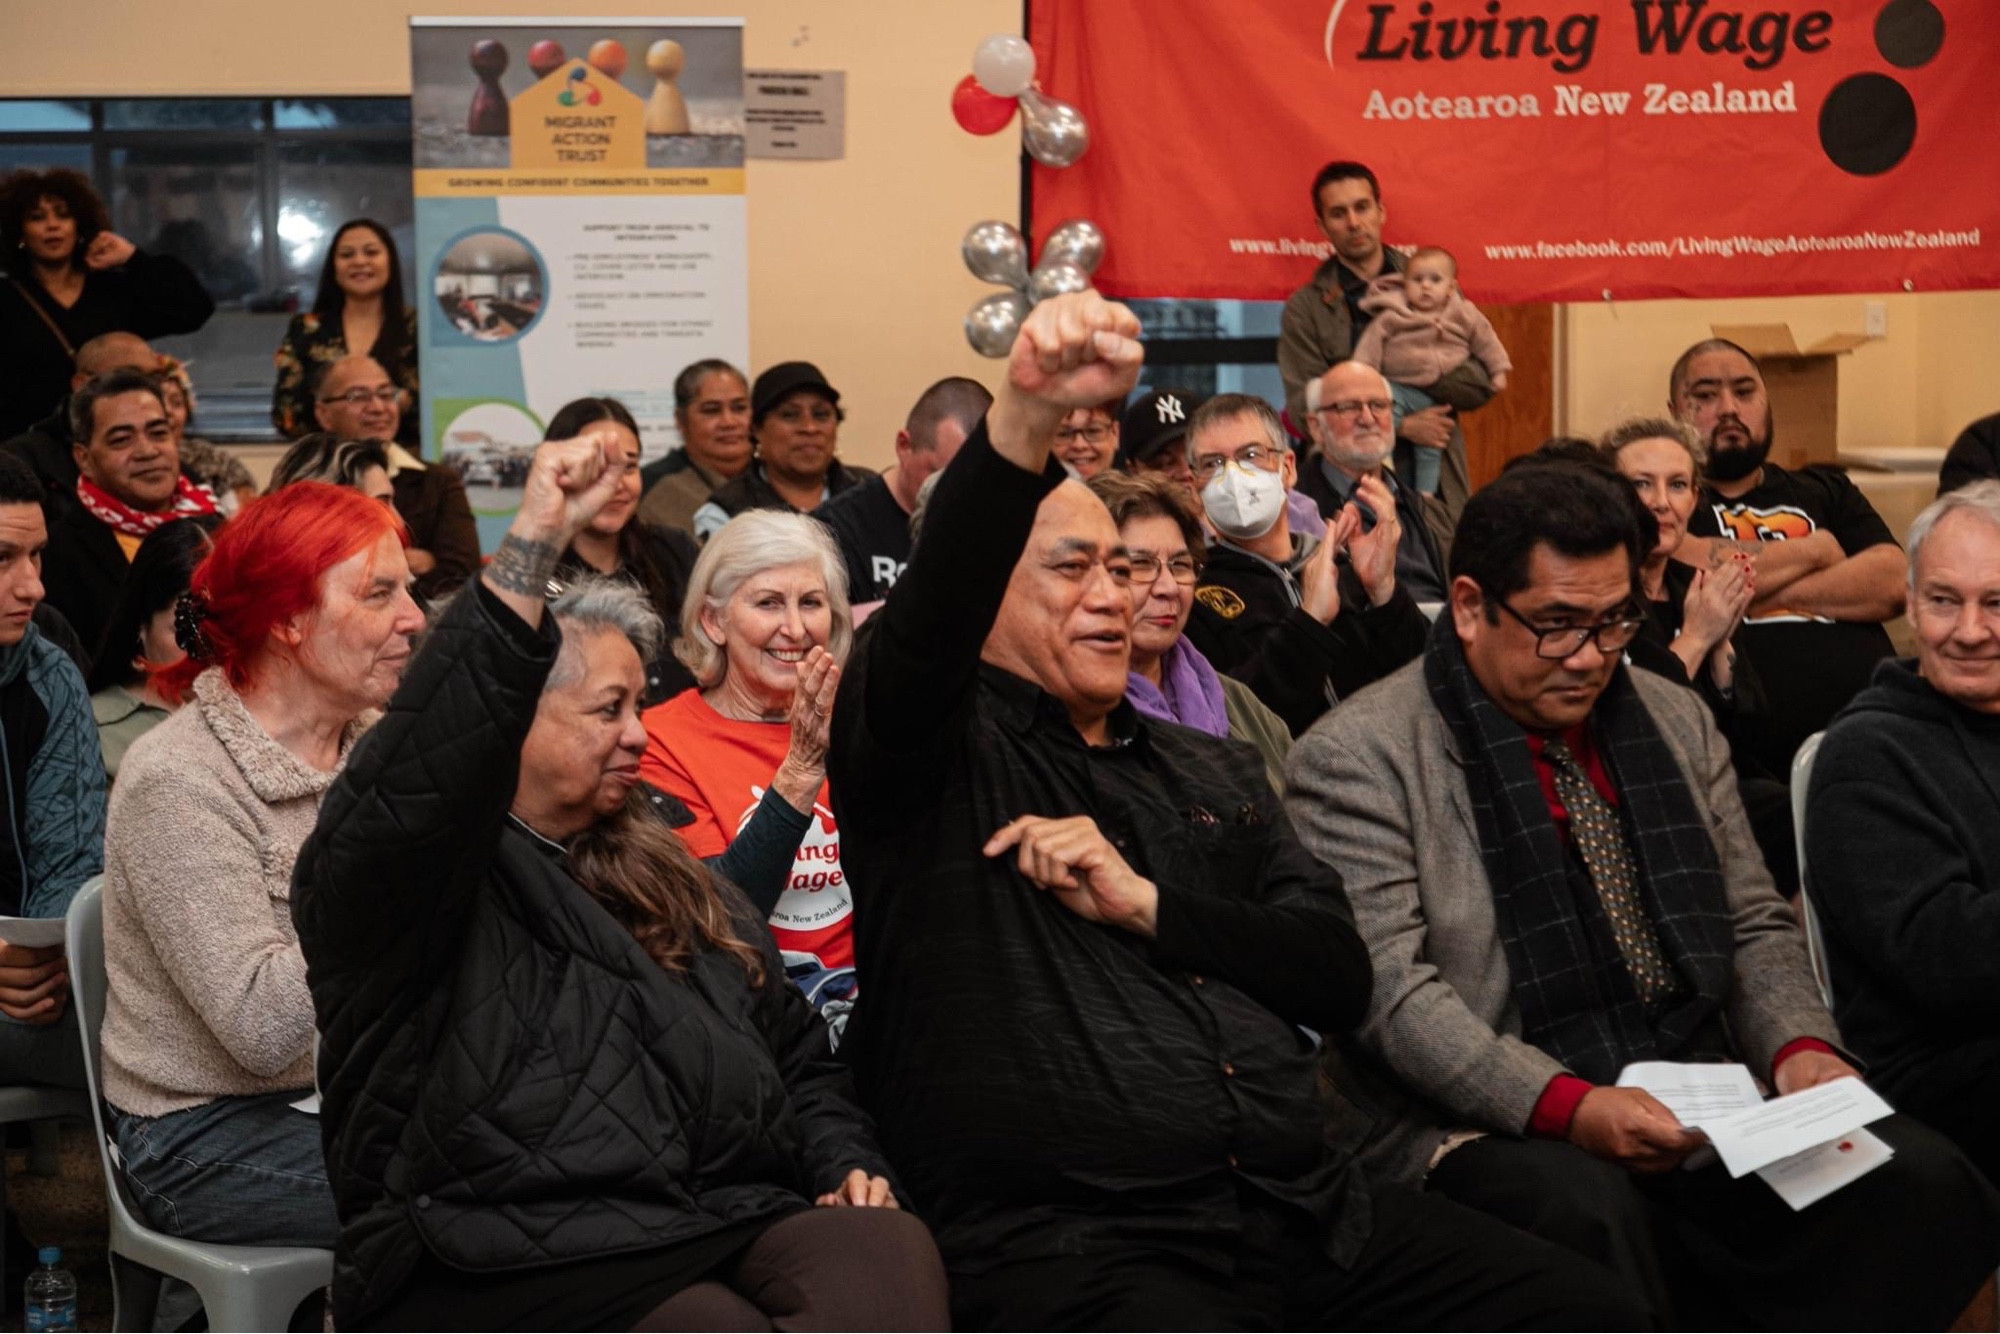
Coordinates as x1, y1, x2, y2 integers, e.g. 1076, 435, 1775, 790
271, 219, 418, 446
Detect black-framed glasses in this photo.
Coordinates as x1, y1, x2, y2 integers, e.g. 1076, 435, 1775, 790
1317, 398, 1394, 421
318, 385, 402, 407
1488, 592, 1645, 660
1055, 423, 1114, 445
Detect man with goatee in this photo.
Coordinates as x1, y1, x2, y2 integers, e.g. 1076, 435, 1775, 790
1668, 338, 1905, 776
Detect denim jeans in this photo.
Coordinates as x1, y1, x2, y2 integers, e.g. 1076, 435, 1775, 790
110, 1091, 337, 1248
1389, 381, 1444, 495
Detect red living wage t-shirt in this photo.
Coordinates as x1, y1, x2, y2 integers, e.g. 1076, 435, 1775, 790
638, 689, 853, 972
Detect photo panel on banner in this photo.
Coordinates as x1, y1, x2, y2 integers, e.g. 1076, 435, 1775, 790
411, 16, 748, 539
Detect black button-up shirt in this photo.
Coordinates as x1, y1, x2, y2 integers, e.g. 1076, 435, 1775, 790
830, 423, 1375, 1278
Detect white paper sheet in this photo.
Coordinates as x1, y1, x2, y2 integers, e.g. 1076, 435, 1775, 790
289, 1094, 321, 1116
1700, 1077, 1894, 1178
1615, 1061, 1761, 1126
0, 916, 65, 949
1756, 1127, 1894, 1210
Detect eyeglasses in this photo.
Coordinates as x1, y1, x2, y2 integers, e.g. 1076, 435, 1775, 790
1127, 552, 1199, 586
1317, 399, 1394, 421
319, 386, 401, 407
1488, 592, 1645, 660
1055, 423, 1114, 445
1189, 444, 1285, 484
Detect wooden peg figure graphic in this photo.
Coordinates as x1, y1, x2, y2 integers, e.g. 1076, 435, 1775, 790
468, 39, 510, 136
527, 39, 566, 81
645, 39, 691, 135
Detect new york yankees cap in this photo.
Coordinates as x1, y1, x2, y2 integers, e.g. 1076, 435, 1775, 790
1116, 387, 1208, 470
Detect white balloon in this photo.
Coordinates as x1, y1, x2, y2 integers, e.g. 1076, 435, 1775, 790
1029, 260, 1090, 304
965, 291, 1031, 358
972, 34, 1037, 98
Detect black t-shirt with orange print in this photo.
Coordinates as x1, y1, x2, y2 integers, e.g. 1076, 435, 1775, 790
1686, 462, 1898, 776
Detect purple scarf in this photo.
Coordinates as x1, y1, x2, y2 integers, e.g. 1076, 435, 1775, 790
1127, 637, 1231, 738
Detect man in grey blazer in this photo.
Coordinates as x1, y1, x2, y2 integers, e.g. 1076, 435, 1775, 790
1285, 459, 2000, 1329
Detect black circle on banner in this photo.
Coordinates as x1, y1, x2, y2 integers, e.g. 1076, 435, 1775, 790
1875, 0, 1946, 69
1818, 74, 1917, 176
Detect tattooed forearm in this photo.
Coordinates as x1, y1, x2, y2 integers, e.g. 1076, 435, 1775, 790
483, 533, 562, 598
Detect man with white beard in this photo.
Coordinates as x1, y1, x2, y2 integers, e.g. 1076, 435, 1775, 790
1297, 361, 1452, 605
1181, 390, 1428, 735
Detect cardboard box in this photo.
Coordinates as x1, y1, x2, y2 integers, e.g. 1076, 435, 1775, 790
1710, 324, 1870, 469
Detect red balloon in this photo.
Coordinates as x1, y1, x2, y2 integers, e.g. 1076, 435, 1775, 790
952, 73, 1017, 135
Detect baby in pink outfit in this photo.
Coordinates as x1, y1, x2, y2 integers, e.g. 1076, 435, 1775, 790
1351, 246, 1511, 494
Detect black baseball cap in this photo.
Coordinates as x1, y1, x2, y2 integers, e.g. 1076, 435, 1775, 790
1116, 387, 1207, 470
751, 361, 841, 422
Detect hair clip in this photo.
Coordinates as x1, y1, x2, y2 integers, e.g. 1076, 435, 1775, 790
173, 590, 216, 663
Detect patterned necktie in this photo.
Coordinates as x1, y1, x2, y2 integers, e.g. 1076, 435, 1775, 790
1543, 737, 1679, 1008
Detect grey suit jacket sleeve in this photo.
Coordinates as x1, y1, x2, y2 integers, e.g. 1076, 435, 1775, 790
1285, 721, 1568, 1136
1641, 675, 1846, 1075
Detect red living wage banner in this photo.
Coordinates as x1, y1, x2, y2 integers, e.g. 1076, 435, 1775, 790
1027, 0, 1997, 303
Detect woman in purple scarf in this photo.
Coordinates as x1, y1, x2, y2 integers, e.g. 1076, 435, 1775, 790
1088, 472, 1293, 794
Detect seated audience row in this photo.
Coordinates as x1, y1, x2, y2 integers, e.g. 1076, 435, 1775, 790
38, 288, 2000, 1333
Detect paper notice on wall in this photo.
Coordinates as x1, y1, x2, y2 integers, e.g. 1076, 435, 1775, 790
746, 70, 845, 159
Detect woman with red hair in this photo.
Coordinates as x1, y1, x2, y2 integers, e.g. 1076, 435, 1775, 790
96, 481, 423, 1260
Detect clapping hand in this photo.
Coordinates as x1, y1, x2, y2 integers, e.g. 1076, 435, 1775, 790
773, 646, 839, 815
1343, 473, 1402, 606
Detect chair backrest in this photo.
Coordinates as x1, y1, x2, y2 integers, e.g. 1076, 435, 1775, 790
64, 876, 154, 1236
1789, 731, 1835, 1011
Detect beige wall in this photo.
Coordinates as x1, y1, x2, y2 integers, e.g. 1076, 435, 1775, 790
14, 0, 1998, 466
1563, 289, 2000, 454
11, 0, 1020, 469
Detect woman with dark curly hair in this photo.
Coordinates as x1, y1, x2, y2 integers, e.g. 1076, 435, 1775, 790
0, 168, 214, 438
270, 219, 418, 446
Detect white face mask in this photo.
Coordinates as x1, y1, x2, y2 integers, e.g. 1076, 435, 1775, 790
1201, 463, 1286, 541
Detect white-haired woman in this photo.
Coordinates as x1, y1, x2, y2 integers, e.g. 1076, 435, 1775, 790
640, 509, 855, 1022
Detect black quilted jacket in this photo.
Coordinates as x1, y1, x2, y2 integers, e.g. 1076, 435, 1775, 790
293, 583, 889, 1324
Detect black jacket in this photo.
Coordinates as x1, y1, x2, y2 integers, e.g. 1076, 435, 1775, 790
1184, 536, 1430, 736
41, 507, 128, 660
0, 251, 214, 438
705, 458, 875, 523
1806, 658, 2000, 1106
293, 583, 890, 1324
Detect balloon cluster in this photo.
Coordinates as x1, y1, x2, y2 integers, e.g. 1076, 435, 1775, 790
950, 35, 1089, 169
952, 34, 1103, 357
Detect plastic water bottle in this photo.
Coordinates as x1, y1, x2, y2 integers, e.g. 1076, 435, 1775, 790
24, 1246, 77, 1332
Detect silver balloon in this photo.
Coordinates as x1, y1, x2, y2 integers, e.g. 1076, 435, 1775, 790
962, 220, 1030, 290
1029, 259, 1089, 304
1040, 219, 1105, 276
965, 291, 1031, 358
1019, 88, 1089, 169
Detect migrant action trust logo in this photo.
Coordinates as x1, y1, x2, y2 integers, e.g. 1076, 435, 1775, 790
557, 66, 604, 107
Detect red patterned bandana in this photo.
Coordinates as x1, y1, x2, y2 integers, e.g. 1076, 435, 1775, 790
76, 474, 218, 539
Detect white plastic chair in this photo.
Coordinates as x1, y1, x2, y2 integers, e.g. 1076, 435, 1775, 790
1790, 731, 1836, 1011
65, 878, 333, 1331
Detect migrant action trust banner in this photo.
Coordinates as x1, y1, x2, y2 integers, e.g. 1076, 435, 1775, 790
1028, 0, 1996, 303
411, 16, 748, 543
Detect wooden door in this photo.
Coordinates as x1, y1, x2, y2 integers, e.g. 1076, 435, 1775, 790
1458, 303, 1555, 490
